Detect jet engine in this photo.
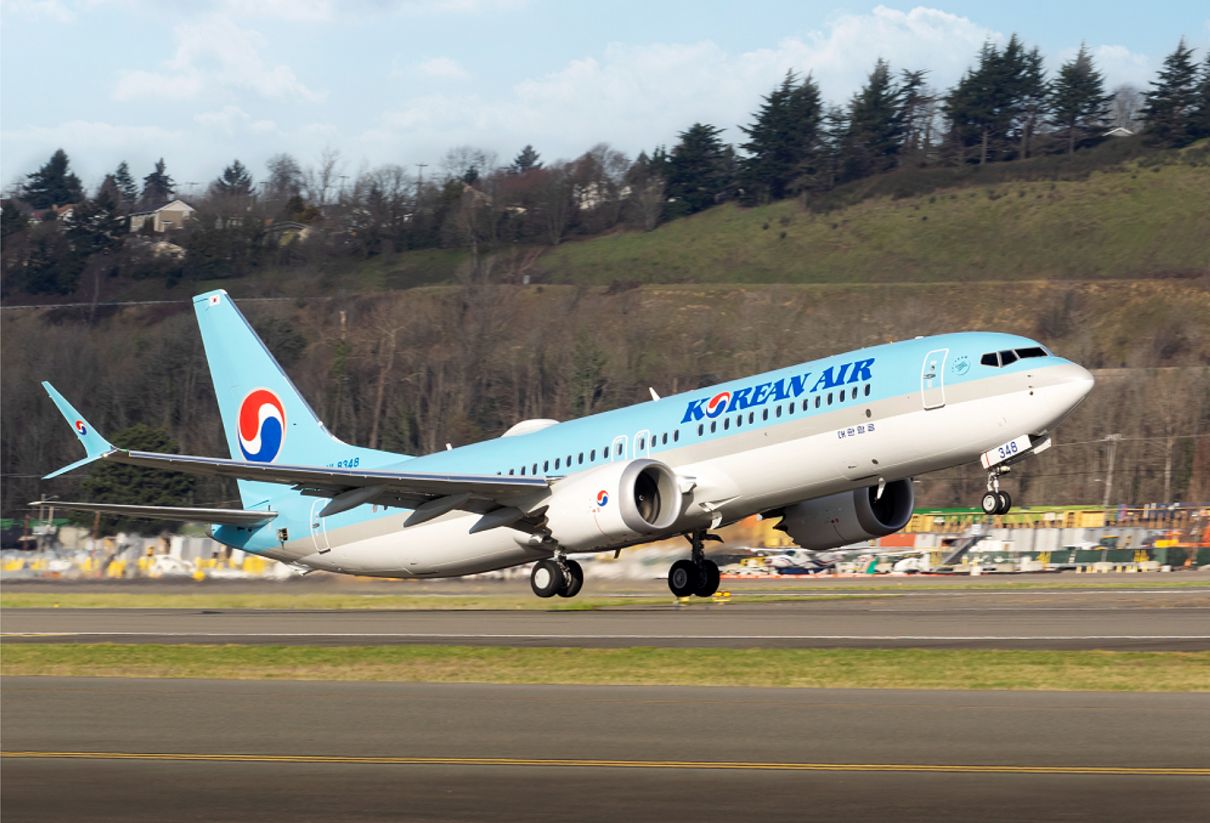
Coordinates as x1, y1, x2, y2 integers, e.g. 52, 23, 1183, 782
540, 458, 684, 550
778, 479, 914, 551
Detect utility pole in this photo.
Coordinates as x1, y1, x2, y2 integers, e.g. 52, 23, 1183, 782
1103, 434, 1122, 509
415, 163, 428, 194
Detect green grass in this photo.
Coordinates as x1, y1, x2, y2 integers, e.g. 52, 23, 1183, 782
3, 644, 1206, 691
538, 159, 1210, 286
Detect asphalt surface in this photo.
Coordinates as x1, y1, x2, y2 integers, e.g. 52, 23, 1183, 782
3, 677, 1207, 822
4, 588, 1209, 650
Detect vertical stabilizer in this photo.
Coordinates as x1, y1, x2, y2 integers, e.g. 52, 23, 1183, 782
192, 291, 406, 505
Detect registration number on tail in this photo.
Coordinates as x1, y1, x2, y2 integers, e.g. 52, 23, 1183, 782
981, 436, 1031, 469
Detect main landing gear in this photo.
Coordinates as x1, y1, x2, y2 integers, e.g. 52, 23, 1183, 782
668, 531, 722, 598
530, 549, 584, 599
981, 468, 1013, 516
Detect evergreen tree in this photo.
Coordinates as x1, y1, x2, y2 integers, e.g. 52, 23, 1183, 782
841, 59, 904, 182
24, 149, 83, 209
1, 203, 25, 240
1143, 39, 1201, 146
67, 188, 126, 258
212, 159, 254, 198
666, 123, 731, 217
739, 71, 823, 201
113, 161, 139, 209
897, 69, 932, 166
141, 158, 175, 205
1193, 53, 1210, 140
510, 145, 543, 174
1049, 44, 1112, 154
83, 424, 195, 535
1010, 44, 1049, 158
945, 42, 1014, 164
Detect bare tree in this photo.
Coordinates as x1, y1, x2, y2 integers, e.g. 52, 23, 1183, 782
303, 147, 344, 209
1110, 84, 1144, 132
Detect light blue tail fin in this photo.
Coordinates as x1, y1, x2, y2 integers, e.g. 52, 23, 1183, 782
41, 382, 115, 478
193, 290, 407, 506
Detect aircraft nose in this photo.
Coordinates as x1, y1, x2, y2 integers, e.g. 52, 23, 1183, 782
1045, 362, 1095, 415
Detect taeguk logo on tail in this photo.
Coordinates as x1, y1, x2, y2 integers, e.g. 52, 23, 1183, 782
74, 420, 88, 436
238, 389, 286, 463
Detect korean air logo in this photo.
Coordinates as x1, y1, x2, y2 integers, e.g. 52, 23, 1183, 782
74, 420, 88, 436
596, 490, 609, 507
705, 391, 731, 419
238, 389, 286, 463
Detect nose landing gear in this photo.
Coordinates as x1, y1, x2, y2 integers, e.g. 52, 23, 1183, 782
981, 468, 1013, 516
668, 530, 722, 598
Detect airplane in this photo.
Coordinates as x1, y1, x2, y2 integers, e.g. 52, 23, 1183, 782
36, 288, 1094, 599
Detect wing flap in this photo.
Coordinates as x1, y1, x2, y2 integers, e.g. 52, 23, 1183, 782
30, 501, 278, 526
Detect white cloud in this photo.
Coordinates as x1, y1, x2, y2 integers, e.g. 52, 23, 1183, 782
1, 0, 75, 22
112, 17, 325, 102
368, 6, 1002, 163
418, 56, 471, 79
1088, 45, 1153, 90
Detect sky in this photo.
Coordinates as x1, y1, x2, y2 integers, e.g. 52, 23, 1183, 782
2, 1, 1208, 196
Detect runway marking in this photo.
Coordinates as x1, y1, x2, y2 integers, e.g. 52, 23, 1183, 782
4, 751, 1207, 776
5, 632, 1210, 641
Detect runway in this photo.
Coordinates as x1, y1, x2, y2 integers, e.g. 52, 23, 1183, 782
4, 588, 1209, 650
3, 677, 1207, 822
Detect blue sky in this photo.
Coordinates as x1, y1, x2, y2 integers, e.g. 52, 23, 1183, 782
2, 1, 1207, 195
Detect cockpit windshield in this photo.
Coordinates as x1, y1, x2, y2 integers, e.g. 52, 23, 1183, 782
980, 347, 1049, 368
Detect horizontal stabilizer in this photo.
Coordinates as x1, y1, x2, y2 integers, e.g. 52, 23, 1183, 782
31, 500, 278, 527
41, 382, 116, 478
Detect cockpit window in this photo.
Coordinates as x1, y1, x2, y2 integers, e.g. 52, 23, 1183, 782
981, 347, 1050, 368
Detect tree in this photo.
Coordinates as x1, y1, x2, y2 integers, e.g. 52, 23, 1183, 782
141, 158, 175, 205
113, 161, 139, 209
740, 71, 823, 201
624, 151, 666, 231
211, 159, 255, 199
1142, 39, 1200, 146
82, 424, 196, 535
841, 59, 904, 182
1009, 43, 1049, 158
24, 149, 83, 209
1048, 44, 1112, 154
667, 123, 731, 217
897, 69, 934, 166
511, 145, 542, 174
1, 202, 25, 240
1192, 53, 1210, 140
264, 153, 304, 203
1110, 84, 1145, 132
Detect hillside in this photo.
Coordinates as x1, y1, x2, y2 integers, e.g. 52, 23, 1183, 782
539, 152, 1210, 286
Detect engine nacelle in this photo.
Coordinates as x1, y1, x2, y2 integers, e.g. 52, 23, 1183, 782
541, 459, 684, 550
779, 479, 915, 551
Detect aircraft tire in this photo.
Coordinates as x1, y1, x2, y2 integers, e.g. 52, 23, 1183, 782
668, 559, 697, 598
996, 491, 1013, 515
694, 560, 721, 598
530, 559, 563, 598
558, 560, 584, 598
981, 492, 1000, 516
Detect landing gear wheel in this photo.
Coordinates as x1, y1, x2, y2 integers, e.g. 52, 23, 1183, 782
530, 559, 563, 598
669, 559, 697, 598
694, 559, 721, 598
981, 492, 1000, 516
996, 491, 1012, 515
557, 560, 584, 598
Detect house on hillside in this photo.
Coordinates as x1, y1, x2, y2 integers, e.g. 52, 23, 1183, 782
1104, 127, 1135, 138
129, 199, 196, 233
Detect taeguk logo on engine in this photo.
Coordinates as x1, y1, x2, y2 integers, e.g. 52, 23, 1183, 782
238, 389, 286, 463
596, 490, 609, 507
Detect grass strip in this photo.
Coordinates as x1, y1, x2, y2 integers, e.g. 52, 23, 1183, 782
3, 644, 1207, 692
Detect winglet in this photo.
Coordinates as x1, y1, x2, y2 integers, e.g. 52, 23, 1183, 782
42, 382, 115, 478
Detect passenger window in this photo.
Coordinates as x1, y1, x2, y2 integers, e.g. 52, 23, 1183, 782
815, 396, 821, 409
508, 469, 515, 476
724, 418, 730, 430
662, 433, 668, 445
554, 458, 560, 470
776, 406, 782, 418
748, 412, 754, 424
789, 402, 795, 413
674, 430, 679, 442
762, 409, 769, 421
827, 393, 833, 405
616, 443, 623, 456
533, 463, 538, 475
697, 424, 704, 436
710, 421, 717, 433
850, 387, 857, 400
543, 461, 549, 473
981, 352, 1000, 367
520, 467, 526, 476
590, 449, 596, 461
864, 384, 871, 397
578, 452, 584, 465
639, 438, 645, 450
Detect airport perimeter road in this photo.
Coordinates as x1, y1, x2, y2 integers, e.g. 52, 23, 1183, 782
2, 678, 1208, 822
4, 588, 1209, 650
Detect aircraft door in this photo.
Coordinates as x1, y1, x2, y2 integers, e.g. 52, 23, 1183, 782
633, 430, 651, 459
309, 499, 330, 553
610, 435, 628, 462
921, 349, 949, 410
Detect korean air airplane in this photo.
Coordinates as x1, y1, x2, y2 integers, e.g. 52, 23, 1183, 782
39, 289, 1094, 598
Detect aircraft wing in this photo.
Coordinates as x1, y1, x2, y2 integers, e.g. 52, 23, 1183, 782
28, 501, 278, 527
